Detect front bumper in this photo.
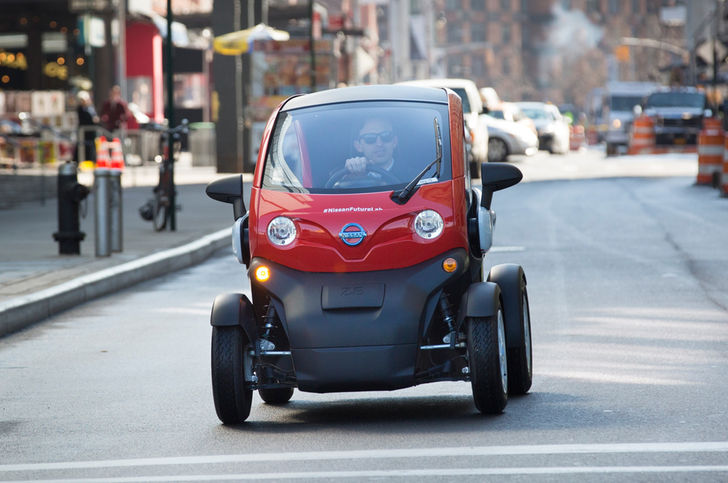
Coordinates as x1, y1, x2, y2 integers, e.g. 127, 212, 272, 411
653, 126, 700, 146
249, 248, 469, 392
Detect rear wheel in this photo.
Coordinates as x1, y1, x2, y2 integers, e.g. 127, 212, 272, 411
211, 326, 253, 424
467, 307, 508, 414
152, 193, 168, 231
259, 387, 294, 405
508, 288, 533, 395
488, 265, 533, 395
488, 138, 508, 162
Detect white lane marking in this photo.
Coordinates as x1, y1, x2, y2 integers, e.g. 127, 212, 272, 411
490, 246, 526, 252
2, 442, 728, 472
6, 466, 728, 482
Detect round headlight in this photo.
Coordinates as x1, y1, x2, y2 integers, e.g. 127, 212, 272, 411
414, 210, 443, 240
267, 216, 296, 246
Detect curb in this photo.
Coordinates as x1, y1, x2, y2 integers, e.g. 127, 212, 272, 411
0, 228, 231, 338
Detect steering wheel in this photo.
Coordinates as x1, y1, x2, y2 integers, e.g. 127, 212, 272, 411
325, 166, 400, 189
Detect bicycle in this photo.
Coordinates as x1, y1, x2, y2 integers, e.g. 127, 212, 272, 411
139, 120, 188, 231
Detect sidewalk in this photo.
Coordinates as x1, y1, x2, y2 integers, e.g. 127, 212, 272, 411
0, 161, 250, 337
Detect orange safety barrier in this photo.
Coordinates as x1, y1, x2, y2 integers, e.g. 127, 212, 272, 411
628, 115, 655, 155
569, 125, 586, 151
95, 136, 110, 169
697, 118, 723, 186
110, 137, 125, 171
721, 135, 728, 196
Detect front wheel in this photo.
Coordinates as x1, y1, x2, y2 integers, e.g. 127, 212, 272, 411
467, 308, 508, 414
211, 326, 253, 424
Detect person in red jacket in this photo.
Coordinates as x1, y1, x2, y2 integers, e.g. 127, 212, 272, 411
99, 85, 132, 133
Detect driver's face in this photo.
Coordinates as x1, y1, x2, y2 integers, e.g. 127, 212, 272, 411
354, 119, 397, 166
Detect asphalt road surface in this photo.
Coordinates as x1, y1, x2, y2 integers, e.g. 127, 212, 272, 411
2, 150, 728, 481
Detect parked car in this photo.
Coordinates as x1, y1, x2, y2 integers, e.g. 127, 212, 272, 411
398, 78, 489, 177
204, 84, 533, 423
483, 113, 538, 162
490, 102, 538, 137
515, 102, 571, 154
641, 87, 709, 146
479, 86, 501, 110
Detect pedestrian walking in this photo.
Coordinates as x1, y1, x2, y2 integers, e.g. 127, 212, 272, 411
76, 90, 98, 163
99, 85, 132, 133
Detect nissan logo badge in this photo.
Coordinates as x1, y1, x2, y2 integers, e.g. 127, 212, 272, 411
339, 223, 367, 246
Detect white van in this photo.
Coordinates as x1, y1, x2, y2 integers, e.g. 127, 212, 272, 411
600, 81, 660, 155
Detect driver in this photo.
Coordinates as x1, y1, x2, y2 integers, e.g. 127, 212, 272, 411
344, 118, 399, 178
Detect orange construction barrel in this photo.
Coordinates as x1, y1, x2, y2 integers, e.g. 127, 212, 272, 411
697, 118, 723, 186
628, 115, 655, 155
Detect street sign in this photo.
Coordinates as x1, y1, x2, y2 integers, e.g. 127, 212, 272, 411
70, 0, 115, 13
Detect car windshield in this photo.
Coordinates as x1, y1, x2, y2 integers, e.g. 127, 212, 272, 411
646, 92, 705, 109
610, 96, 644, 111
520, 106, 553, 120
262, 101, 452, 194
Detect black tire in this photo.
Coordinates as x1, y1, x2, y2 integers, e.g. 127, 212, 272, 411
508, 288, 533, 395
152, 194, 168, 231
259, 387, 294, 405
488, 265, 533, 395
488, 138, 508, 162
467, 308, 508, 414
211, 326, 253, 424
605, 142, 616, 156
469, 160, 480, 179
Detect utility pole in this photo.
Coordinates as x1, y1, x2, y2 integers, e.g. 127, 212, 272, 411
166, 0, 176, 231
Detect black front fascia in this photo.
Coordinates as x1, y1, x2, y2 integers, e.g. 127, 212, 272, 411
249, 248, 468, 350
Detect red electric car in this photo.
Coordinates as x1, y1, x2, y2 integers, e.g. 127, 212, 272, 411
206, 85, 532, 424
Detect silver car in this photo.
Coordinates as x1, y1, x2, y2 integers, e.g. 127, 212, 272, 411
515, 102, 571, 154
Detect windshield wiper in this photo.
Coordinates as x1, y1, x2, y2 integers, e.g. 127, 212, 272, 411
391, 117, 443, 205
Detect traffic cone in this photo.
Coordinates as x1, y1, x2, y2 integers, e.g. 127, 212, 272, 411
110, 138, 124, 171
95, 136, 110, 169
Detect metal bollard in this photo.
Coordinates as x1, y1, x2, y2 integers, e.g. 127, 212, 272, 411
94, 166, 111, 257
109, 137, 125, 252
52, 161, 89, 255
109, 169, 123, 252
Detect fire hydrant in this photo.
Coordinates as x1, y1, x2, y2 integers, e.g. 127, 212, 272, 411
53, 161, 89, 255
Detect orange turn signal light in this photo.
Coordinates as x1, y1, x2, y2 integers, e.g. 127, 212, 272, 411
255, 265, 270, 282
442, 257, 457, 273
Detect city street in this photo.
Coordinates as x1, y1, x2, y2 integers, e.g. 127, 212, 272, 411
2, 149, 728, 481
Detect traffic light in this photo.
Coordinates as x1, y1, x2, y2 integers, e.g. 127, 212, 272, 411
615, 45, 630, 62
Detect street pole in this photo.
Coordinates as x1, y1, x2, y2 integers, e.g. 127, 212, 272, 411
166, 0, 176, 231
309, 0, 316, 91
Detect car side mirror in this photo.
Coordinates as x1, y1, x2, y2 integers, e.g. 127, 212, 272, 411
633, 105, 642, 116
480, 163, 522, 210
704, 108, 713, 118
206, 174, 245, 220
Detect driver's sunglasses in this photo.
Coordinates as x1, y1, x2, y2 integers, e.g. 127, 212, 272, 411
359, 131, 394, 145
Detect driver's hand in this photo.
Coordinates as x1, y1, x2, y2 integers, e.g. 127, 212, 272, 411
345, 156, 368, 175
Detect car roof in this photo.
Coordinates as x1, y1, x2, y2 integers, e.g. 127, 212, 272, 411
282, 84, 449, 111
397, 78, 478, 89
